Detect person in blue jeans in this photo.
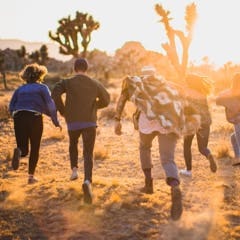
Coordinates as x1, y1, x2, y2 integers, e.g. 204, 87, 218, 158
52, 58, 110, 204
179, 74, 217, 177
216, 72, 240, 166
114, 66, 191, 221
9, 63, 61, 184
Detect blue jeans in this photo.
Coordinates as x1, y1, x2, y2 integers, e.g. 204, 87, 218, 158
68, 127, 96, 182
139, 131, 179, 185
231, 123, 240, 158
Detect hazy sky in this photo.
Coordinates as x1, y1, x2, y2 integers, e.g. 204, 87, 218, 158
1, 0, 240, 66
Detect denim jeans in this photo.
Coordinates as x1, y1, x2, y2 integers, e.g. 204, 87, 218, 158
68, 127, 96, 182
139, 131, 179, 185
183, 124, 211, 171
13, 111, 43, 175
231, 123, 240, 158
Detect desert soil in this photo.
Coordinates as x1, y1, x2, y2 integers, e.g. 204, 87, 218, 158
0, 89, 240, 240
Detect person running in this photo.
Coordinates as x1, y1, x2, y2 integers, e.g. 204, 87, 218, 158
51, 58, 110, 204
9, 63, 61, 184
179, 74, 217, 177
114, 66, 199, 221
216, 72, 240, 166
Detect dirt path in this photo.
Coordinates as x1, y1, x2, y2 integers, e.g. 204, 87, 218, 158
0, 95, 240, 239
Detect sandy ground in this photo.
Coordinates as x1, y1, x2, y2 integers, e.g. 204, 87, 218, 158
0, 89, 240, 240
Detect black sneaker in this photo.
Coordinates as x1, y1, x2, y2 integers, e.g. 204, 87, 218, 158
140, 178, 153, 194
170, 186, 183, 221
82, 180, 93, 204
28, 176, 38, 184
12, 148, 21, 170
207, 154, 217, 172
232, 157, 240, 166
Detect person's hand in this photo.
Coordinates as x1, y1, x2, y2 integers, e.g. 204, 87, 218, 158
114, 120, 122, 135
208, 95, 217, 103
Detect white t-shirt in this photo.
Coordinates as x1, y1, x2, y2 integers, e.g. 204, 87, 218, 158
138, 111, 170, 134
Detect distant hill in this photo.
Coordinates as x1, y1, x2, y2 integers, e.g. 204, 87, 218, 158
0, 38, 71, 62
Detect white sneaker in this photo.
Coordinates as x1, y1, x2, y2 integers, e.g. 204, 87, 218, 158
82, 180, 93, 204
70, 167, 78, 180
179, 169, 192, 177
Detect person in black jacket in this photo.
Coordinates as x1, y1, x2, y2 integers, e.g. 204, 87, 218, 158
52, 58, 110, 204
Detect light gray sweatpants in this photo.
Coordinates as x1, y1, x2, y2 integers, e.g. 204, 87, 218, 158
139, 131, 179, 185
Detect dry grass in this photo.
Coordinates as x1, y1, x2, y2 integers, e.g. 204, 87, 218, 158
94, 145, 109, 160
0, 103, 10, 120
215, 141, 231, 159
212, 123, 233, 135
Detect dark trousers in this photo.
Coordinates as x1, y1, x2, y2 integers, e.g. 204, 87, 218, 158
13, 111, 43, 175
68, 127, 96, 182
183, 124, 211, 171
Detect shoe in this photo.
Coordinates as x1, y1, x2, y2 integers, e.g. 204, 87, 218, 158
232, 157, 240, 166
12, 148, 21, 170
70, 167, 78, 181
170, 186, 183, 221
207, 154, 217, 172
140, 178, 153, 194
28, 176, 38, 184
82, 180, 93, 204
179, 169, 192, 177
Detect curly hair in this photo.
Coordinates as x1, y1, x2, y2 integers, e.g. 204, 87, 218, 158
19, 63, 48, 83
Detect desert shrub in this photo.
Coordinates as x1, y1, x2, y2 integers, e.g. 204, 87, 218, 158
215, 141, 231, 159
94, 145, 109, 160
42, 129, 65, 145
99, 106, 116, 121
212, 123, 233, 136
0, 103, 10, 121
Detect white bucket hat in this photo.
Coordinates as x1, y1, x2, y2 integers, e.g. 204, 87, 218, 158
141, 65, 156, 76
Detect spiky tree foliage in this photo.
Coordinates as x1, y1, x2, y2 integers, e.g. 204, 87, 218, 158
39, 44, 49, 65
49, 11, 100, 58
16, 45, 28, 68
0, 50, 7, 89
29, 50, 40, 64
155, 3, 197, 79
16, 45, 27, 58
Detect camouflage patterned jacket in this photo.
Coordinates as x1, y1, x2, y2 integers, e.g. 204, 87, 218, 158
115, 75, 201, 137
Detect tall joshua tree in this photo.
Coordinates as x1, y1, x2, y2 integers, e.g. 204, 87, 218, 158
49, 11, 100, 58
155, 3, 197, 80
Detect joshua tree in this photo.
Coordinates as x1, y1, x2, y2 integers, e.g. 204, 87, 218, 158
16, 45, 27, 59
39, 44, 49, 65
0, 50, 7, 89
28, 45, 49, 65
16, 45, 28, 68
155, 3, 197, 79
29, 50, 40, 64
49, 11, 100, 58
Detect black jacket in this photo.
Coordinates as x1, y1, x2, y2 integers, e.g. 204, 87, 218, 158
52, 74, 110, 123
